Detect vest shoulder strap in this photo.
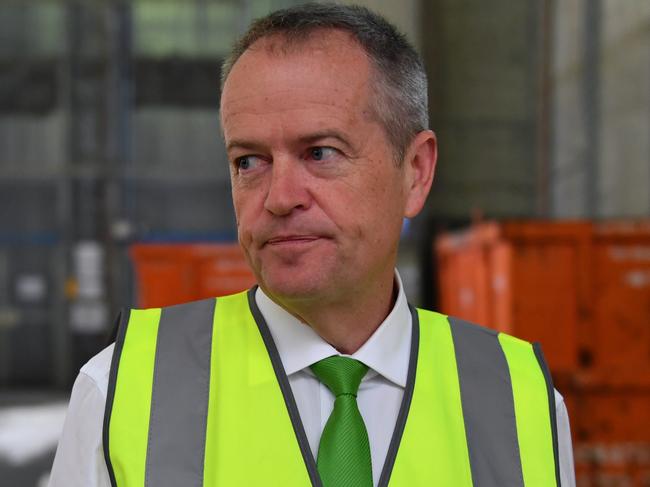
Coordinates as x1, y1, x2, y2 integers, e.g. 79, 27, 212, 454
446, 313, 561, 487
104, 291, 313, 487
104, 297, 217, 487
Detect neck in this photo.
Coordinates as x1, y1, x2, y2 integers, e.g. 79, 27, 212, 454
265, 270, 398, 355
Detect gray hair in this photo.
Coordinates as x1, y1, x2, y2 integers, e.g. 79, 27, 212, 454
220, 3, 429, 164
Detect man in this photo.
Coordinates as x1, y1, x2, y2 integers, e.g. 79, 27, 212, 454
50, 4, 575, 487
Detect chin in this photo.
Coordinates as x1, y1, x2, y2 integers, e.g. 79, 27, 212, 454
261, 278, 323, 301
251, 250, 339, 298
258, 268, 331, 303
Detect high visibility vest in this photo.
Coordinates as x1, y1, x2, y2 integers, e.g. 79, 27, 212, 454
103, 289, 561, 487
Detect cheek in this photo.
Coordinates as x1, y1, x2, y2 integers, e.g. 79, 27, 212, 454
232, 194, 254, 241
364, 170, 405, 210
332, 186, 399, 240
233, 188, 272, 252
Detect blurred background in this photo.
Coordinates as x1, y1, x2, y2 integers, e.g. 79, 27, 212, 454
0, 0, 648, 485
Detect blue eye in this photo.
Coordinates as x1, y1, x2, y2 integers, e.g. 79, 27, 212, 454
237, 156, 251, 170
235, 155, 262, 173
309, 147, 336, 161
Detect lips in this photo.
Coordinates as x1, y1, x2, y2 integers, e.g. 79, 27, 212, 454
266, 235, 321, 245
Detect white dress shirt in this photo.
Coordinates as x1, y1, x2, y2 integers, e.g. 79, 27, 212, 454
49, 273, 576, 487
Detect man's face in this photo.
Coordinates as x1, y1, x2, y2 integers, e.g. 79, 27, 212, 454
220, 31, 420, 305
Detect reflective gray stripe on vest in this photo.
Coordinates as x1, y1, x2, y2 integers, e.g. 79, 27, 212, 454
145, 298, 216, 487
449, 317, 525, 487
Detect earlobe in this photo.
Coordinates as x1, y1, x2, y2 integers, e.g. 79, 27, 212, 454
404, 130, 437, 218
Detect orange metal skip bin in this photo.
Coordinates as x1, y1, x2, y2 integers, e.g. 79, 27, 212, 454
435, 220, 650, 486
436, 220, 592, 373
130, 243, 257, 308
561, 371, 650, 487
590, 221, 650, 375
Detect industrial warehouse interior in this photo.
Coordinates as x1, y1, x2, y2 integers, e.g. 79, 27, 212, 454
1, 0, 649, 485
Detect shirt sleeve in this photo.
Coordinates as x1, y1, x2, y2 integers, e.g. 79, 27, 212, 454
555, 389, 576, 487
48, 371, 111, 487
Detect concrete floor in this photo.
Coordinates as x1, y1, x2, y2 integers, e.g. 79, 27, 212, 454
0, 390, 68, 487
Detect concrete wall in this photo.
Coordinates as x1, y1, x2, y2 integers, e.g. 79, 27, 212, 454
421, 0, 543, 219
0, 113, 65, 179
551, 0, 650, 218
551, 0, 589, 217
599, 0, 650, 217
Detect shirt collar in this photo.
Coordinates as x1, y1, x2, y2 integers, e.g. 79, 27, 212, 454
255, 270, 412, 388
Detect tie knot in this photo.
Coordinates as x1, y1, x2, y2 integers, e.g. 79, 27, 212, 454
310, 356, 368, 397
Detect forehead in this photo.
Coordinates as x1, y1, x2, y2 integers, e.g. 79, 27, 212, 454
220, 31, 375, 138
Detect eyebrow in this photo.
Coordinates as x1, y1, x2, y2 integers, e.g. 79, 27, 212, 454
226, 139, 265, 153
296, 131, 354, 151
226, 130, 355, 153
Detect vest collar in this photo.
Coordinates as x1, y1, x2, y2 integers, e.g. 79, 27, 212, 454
254, 270, 411, 387
247, 289, 420, 487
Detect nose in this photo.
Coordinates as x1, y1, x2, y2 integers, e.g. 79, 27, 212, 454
264, 158, 311, 216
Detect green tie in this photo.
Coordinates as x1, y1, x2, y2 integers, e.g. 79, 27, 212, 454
310, 356, 373, 487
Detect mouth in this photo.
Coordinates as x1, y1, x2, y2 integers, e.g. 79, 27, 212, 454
265, 235, 321, 246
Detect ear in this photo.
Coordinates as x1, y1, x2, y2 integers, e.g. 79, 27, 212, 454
403, 130, 437, 218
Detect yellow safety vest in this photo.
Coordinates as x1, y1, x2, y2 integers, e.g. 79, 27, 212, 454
103, 289, 560, 486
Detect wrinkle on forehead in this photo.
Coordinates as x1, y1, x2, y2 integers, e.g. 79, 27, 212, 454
223, 103, 374, 156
